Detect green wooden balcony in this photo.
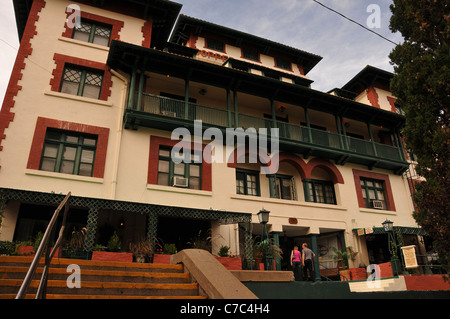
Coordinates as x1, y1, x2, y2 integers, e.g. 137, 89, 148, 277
124, 93, 408, 174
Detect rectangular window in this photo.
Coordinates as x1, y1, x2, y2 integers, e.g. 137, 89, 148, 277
206, 38, 225, 52
236, 169, 260, 196
40, 129, 97, 177
73, 20, 112, 47
157, 148, 201, 190
268, 175, 297, 200
242, 47, 259, 62
275, 57, 291, 70
60, 66, 103, 99
360, 178, 387, 209
304, 179, 336, 205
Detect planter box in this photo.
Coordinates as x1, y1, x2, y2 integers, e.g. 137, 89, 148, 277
216, 257, 242, 270
349, 268, 367, 280
378, 262, 394, 278
91, 251, 133, 263
153, 254, 172, 264
339, 269, 351, 281
16, 245, 35, 256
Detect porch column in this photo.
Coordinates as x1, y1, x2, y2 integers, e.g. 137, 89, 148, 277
270, 98, 277, 129
147, 211, 158, 252
226, 88, 232, 127
310, 234, 321, 281
184, 78, 190, 120
271, 231, 282, 270
233, 90, 239, 128
367, 122, 378, 157
136, 70, 145, 112
335, 115, 344, 150
127, 65, 138, 110
304, 106, 313, 143
340, 116, 349, 150
244, 222, 253, 269
394, 130, 407, 161
84, 207, 99, 254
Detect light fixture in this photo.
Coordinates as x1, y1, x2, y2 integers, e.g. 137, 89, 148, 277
257, 208, 270, 225
278, 105, 286, 113
382, 219, 394, 232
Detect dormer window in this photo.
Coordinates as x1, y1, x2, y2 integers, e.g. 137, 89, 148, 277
275, 57, 291, 71
206, 38, 225, 52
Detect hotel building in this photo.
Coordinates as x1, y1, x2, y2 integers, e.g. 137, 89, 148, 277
0, 0, 427, 278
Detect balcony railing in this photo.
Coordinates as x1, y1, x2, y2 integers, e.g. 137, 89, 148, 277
129, 93, 403, 162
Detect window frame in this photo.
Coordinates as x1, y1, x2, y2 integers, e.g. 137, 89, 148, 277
274, 57, 292, 71
303, 179, 337, 205
157, 147, 202, 190
241, 47, 260, 62
60, 65, 104, 99
27, 117, 110, 179
352, 169, 396, 211
268, 174, 297, 200
72, 19, 112, 47
359, 177, 388, 210
40, 129, 97, 177
205, 37, 225, 52
236, 168, 260, 197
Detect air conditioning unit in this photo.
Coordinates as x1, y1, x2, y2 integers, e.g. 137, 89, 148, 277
371, 200, 384, 210
173, 176, 188, 188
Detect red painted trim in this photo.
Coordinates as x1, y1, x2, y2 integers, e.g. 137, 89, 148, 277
50, 53, 112, 101
367, 86, 381, 108
0, 0, 45, 161
352, 169, 396, 211
387, 96, 397, 113
141, 19, 153, 48
61, 10, 124, 46
27, 117, 109, 178
148, 136, 212, 191
305, 158, 344, 184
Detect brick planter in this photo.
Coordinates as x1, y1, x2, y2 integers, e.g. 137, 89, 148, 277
153, 254, 172, 264
91, 251, 133, 263
349, 268, 367, 280
216, 257, 242, 270
378, 261, 393, 278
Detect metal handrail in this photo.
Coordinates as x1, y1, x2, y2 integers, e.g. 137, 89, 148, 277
16, 192, 71, 299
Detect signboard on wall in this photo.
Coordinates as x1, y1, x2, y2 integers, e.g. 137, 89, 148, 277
401, 245, 419, 269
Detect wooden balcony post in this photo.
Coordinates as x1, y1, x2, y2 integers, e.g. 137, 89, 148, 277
127, 63, 137, 110
234, 90, 239, 128
367, 122, 378, 157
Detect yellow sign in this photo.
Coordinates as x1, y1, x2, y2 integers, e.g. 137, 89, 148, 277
401, 245, 418, 269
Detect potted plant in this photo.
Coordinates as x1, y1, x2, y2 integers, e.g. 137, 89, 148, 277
15, 240, 34, 256
62, 227, 86, 259
91, 232, 133, 263
215, 245, 242, 270
331, 246, 357, 281
130, 238, 153, 263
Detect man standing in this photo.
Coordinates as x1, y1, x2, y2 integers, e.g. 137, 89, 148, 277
302, 243, 316, 282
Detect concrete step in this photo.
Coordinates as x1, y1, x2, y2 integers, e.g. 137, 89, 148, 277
0, 256, 184, 273
0, 266, 190, 283
0, 279, 200, 297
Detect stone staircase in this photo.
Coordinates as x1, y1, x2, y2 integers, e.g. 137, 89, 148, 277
0, 256, 206, 299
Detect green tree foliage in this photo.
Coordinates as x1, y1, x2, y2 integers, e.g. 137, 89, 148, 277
389, 0, 449, 273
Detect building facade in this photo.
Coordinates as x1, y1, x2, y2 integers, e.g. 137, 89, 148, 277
0, 0, 426, 277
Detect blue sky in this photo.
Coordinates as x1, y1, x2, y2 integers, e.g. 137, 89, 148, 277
0, 0, 402, 103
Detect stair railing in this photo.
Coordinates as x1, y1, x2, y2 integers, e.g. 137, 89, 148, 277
16, 192, 71, 299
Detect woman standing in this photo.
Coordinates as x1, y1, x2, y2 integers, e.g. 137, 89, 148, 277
290, 246, 303, 281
